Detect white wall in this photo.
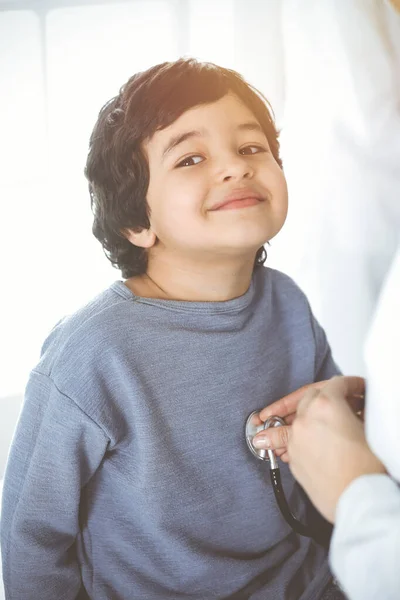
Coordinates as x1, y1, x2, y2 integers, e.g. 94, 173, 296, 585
0, 395, 23, 480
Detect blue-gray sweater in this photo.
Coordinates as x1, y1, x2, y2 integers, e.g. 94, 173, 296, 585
1, 267, 339, 599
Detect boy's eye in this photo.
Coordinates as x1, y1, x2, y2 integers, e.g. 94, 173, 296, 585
239, 145, 266, 156
176, 155, 204, 168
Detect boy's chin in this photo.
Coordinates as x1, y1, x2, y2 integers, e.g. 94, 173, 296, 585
211, 243, 268, 260
219, 233, 272, 252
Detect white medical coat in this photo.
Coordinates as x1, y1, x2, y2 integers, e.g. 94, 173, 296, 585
330, 246, 400, 600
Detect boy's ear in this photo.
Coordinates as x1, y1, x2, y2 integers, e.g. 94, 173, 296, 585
121, 227, 157, 249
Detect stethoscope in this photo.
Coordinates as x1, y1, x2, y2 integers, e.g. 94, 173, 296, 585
226, 414, 326, 600
245, 411, 317, 538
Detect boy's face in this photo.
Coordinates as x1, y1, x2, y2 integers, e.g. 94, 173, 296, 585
137, 93, 288, 263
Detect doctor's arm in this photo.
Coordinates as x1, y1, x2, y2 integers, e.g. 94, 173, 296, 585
284, 376, 400, 600
330, 473, 400, 600
330, 247, 400, 600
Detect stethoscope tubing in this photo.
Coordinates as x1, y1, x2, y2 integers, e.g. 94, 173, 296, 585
269, 467, 312, 538
246, 412, 318, 539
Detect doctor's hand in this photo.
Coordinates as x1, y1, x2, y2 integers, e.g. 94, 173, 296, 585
256, 376, 386, 523
253, 377, 365, 462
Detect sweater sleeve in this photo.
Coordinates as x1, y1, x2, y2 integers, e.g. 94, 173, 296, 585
0, 370, 109, 600
312, 313, 342, 381
329, 474, 400, 600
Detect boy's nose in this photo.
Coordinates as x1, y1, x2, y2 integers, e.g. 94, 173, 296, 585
219, 156, 254, 182
223, 166, 254, 181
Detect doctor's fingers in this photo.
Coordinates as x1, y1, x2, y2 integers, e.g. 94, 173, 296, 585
296, 387, 322, 418
259, 380, 330, 422
325, 375, 365, 398
276, 450, 289, 463
253, 424, 291, 451
327, 376, 365, 413
296, 376, 366, 421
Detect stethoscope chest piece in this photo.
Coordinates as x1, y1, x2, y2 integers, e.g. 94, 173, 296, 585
245, 411, 286, 466
245, 409, 321, 540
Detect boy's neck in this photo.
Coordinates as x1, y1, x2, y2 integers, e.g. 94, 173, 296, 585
125, 254, 257, 302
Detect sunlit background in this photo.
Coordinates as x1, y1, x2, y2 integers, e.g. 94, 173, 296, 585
0, 0, 399, 492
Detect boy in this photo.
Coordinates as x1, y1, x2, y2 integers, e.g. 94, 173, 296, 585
1, 59, 343, 599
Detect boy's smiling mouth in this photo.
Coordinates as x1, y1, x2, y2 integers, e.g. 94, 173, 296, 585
210, 187, 264, 211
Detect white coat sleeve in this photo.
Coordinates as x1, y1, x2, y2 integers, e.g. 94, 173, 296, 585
329, 474, 400, 600
329, 247, 400, 598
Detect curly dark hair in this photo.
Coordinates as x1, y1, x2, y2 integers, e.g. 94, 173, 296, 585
85, 58, 282, 279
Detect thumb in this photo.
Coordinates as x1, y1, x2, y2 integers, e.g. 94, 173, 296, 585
253, 425, 291, 451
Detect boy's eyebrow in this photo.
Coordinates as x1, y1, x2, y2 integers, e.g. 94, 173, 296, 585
162, 129, 204, 159
162, 121, 264, 159
236, 121, 264, 134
